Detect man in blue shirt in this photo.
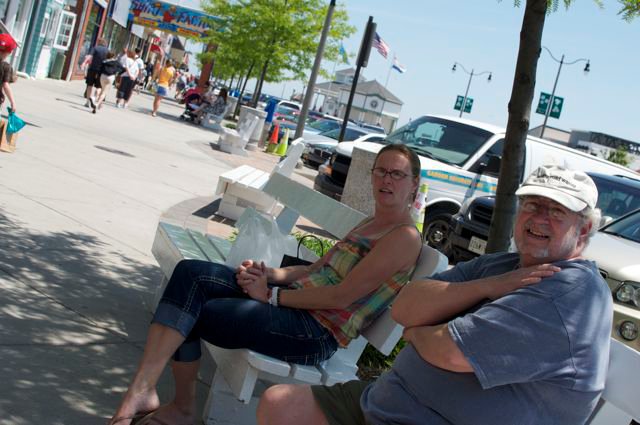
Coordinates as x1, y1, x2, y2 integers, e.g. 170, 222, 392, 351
257, 165, 613, 425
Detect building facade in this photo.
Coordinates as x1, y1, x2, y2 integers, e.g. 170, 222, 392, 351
314, 68, 403, 133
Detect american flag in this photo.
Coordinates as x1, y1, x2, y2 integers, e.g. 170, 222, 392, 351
373, 32, 389, 59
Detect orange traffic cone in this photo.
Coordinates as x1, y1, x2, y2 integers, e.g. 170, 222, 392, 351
265, 122, 280, 153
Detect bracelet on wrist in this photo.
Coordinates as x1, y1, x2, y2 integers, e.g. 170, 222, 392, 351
268, 287, 279, 307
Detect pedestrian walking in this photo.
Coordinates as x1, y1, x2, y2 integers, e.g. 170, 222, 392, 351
93, 51, 124, 113
80, 38, 108, 107
133, 48, 145, 95
0, 34, 17, 113
143, 61, 154, 89
115, 50, 139, 109
151, 60, 176, 117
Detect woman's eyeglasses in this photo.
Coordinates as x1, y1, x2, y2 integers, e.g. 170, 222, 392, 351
371, 167, 411, 180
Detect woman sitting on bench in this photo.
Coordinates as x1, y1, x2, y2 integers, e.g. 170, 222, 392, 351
109, 144, 424, 425
190, 87, 228, 125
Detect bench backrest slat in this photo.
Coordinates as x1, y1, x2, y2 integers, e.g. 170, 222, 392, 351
263, 172, 366, 239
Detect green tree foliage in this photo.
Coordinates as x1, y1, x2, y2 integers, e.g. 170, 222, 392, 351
606, 147, 632, 167
199, 0, 354, 88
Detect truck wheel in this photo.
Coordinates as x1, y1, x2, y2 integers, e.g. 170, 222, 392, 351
424, 209, 455, 256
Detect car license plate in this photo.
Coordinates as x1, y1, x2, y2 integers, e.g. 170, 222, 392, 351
468, 236, 487, 255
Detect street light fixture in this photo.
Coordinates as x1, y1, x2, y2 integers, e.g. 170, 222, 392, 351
539, 46, 590, 139
452, 62, 492, 117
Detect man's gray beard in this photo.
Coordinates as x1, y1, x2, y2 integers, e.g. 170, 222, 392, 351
512, 229, 579, 260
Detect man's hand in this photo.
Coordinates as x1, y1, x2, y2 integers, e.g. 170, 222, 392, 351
483, 263, 561, 300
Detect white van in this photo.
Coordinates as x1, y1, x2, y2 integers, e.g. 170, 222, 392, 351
315, 115, 640, 246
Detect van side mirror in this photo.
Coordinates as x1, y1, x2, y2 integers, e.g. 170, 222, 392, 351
481, 155, 501, 175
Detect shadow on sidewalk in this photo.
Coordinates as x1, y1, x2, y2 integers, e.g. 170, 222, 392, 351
0, 209, 165, 423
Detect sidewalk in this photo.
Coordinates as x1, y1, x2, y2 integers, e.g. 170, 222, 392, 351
0, 78, 317, 425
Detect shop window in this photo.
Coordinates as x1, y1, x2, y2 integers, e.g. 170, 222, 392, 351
40, 12, 51, 38
53, 11, 76, 50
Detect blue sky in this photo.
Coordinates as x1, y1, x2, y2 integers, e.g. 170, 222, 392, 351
261, 0, 640, 141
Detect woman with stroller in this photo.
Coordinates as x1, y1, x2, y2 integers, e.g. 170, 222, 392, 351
107, 144, 423, 425
190, 87, 228, 125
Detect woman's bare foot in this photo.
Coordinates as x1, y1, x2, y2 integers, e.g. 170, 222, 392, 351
137, 403, 195, 425
109, 388, 160, 425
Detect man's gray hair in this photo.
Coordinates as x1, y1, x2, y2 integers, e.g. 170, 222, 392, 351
580, 206, 602, 241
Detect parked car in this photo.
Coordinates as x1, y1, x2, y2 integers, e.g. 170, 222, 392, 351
304, 118, 343, 135
446, 172, 640, 263
584, 208, 640, 352
312, 115, 640, 248
277, 100, 302, 112
357, 122, 386, 134
301, 126, 375, 168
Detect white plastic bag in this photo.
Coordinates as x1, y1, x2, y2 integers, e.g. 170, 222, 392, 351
225, 211, 296, 269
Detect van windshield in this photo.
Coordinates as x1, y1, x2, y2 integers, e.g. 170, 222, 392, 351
386, 116, 494, 166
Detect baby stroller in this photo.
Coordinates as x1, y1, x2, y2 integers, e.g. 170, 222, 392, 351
179, 88, 208, 122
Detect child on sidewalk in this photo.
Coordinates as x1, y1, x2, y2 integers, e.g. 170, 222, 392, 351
0, 33, 17, 113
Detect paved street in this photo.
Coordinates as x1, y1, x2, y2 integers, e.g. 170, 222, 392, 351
0, 77, 315, 425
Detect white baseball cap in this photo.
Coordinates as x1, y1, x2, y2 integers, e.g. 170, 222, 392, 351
515, 165, 598, 212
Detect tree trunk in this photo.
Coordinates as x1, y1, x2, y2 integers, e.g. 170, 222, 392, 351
252, 57, 270, 107
198, 43, 217, 89
235, 61, 255, 118
486, 0, 547, 254
228, 74, 236, 92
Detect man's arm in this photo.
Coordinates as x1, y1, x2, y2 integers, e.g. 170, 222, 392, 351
403, 324, 473, 372
392, 263, 561, 327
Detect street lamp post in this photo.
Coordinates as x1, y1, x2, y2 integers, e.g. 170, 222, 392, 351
539, 46, 590, 139
452, 62, 492, 117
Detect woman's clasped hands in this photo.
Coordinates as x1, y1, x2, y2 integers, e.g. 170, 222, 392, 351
236, 260, 270, 302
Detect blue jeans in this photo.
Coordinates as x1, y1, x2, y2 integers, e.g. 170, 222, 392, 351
153, 259, 338, 366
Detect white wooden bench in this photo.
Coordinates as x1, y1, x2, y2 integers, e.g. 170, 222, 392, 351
218, 115, 260, 156
215, 139, 304, 221
151, 172, 448, 424
586, 338, 640, 425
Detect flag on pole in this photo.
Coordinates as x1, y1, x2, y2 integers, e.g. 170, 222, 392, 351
339, 43, 349, 64
372, 32, 389, 59
392, 56, 406, 73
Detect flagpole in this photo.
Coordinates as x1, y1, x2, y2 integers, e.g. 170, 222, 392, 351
378, 61, 392, 126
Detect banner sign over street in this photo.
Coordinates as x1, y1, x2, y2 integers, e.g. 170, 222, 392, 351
128, 0, 219, 37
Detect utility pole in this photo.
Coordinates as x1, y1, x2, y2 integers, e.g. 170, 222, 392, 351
294, 0, 336, 139
539, 47, 589, 139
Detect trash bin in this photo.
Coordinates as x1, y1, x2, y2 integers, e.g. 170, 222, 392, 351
226, 96, 238, 118
49, 51, 66, 80
238, 105, 267, 151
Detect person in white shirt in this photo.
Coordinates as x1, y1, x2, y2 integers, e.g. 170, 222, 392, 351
115, 50, 140, 109
133, 48, 145, 94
